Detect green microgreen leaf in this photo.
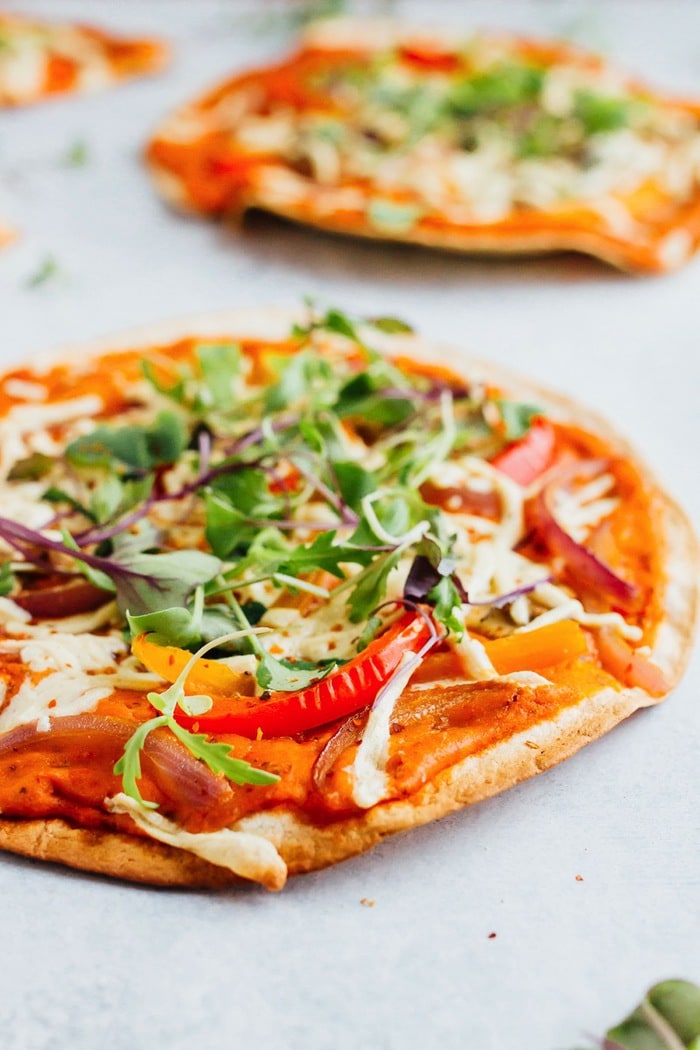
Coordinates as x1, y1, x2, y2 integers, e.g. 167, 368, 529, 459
256, 650, 336, 693
604, 980, 700, 1049
347, 547, 403, 623
194, 342, 241, 412
204, 490, 266, 557
264, 350, 336, 412
356, 614, 382, 652
448, 62, 544, 116
495, 399, 542, 441
61, 527, 221, 615
127, 605, 202, 649
574, 90, 634, 134
64, 138, 89, 167
335, 370, 414, 427
26, 256, 62, 289
279, 530, 372, 580
333, 460, 378, 513
427, 575, 464, 639
367, 198, 424, 233
7, 452, 54, 482
368, 316, 414, 334
141, 359, 187, 405
0, 562, 15, 597
211, 466, 284, 518
66, 411, 188, 472
42, 486, 96, 522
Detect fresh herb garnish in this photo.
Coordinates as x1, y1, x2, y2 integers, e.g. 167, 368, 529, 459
26, 256, 62, 288
114, 631, 280, 808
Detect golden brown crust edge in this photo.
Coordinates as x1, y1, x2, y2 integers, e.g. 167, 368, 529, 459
0, 681, 659, 888
0, 311, 697, 889
147, 156, 697, 275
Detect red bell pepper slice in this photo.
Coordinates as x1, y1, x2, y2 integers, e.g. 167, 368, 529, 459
174, 611, 433, 738
490, 418, 556, 486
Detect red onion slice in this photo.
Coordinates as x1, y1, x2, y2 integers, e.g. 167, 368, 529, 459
15, 578, 110, 619
0, 714, 233, 812
311, 707, 369, 791
529, 467, 637, 609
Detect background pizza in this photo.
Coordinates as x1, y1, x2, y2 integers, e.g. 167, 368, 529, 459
147, 18, 700, 272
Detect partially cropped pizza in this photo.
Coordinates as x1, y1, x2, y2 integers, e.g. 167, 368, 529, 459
0, 307, 695, 890
0, 12, 167, 108
147, 19, 700, 273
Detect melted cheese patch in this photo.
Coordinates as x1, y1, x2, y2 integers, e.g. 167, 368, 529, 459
106, 793, 287, 889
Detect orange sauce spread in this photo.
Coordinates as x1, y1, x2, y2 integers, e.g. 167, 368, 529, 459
0, 336, 664, 837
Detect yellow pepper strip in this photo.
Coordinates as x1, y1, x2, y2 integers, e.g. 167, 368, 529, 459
482, 620, 589, 675
131, 633, 256, 696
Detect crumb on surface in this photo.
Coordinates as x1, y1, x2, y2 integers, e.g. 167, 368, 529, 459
575, 874, 584, 882
360, 897, 376, 908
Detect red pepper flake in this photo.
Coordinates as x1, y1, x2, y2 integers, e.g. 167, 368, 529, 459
488, 932, 497, 939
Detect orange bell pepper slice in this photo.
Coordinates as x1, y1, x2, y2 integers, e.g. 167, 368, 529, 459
132, 633, 257, 697
482, 620, 589, 674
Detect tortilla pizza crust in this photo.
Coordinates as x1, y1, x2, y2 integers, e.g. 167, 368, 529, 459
0, 310, 696, 889
146, 19, 700, 274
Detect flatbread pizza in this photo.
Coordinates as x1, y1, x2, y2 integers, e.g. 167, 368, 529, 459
0, 12, 167, 108
0, 306, 695, 891
147, 18, 700, 273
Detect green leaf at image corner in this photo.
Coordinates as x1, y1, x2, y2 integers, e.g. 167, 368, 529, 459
602, 980, 700, 1050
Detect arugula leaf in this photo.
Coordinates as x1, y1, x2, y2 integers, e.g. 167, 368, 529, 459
114, 631, 280, 806
113, 715, 167, 809
347, 548, 402, 623
279, 530, 371, 580
168, 721, 278, 785
0, 562, 14, 597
